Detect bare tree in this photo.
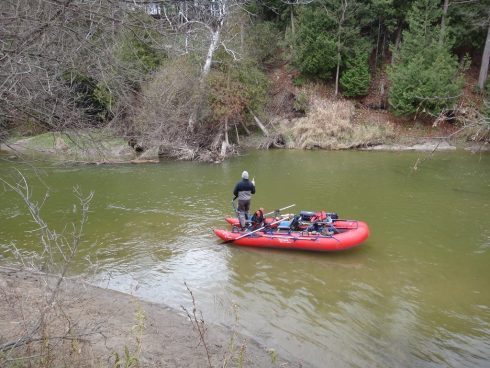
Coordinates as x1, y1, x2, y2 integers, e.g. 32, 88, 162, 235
0, 171, 97, 364
0, 0, 164, 144
156, 0, 247, 132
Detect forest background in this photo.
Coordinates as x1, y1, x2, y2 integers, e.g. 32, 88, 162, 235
0, 0, 489, 162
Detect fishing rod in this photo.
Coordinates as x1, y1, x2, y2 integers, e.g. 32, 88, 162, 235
264, 204, 296, 217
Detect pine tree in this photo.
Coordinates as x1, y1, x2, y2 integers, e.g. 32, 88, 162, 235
293, 5, 337, 80
293, 0, 368, 87
388, 0, 463, 116
340, 51, 371, 97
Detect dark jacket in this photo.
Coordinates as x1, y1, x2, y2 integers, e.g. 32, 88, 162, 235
233, 179, 255, 201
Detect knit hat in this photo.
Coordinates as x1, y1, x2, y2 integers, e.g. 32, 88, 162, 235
242, 170, 249, 179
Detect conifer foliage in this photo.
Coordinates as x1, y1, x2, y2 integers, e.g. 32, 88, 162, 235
293, 6, 337, 80
340, 51, 371, 97
388, 0, 464, 116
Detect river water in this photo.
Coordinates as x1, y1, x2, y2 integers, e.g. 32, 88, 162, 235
1, 150, 489, 367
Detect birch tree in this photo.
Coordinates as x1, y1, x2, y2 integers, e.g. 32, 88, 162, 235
152, 0, 245, 132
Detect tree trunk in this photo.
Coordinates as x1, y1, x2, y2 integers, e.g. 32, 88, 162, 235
391, 24, 402, 64
202, 29, 221, 82
290, 5, 295, 36
248, 109, 269, 136
374, 18, 381, 71
439, 0, 450, 45
240, 21, 244, 53
224, 117, 229, 145
234, 123, 240, 144
334, 1, 347, 96
381, 27, 386, 59
221, 117, 229, 157
335, 59, 340, 96
478, 18, 490, 91
240, 120, 251, 135
188, 27, 222, 132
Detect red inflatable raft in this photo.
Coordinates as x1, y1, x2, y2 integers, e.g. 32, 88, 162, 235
214, 220, 369, 252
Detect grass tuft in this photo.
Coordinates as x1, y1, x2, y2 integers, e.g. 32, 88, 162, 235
288, 98, 394, 149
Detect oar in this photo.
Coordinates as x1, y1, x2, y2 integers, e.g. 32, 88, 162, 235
226, 215, 291, 243
264, 204, 296, 217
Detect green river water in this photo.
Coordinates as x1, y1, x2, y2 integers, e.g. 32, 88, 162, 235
1, 150, 489, 367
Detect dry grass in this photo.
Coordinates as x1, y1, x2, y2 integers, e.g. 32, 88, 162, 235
287, 97, 394, 149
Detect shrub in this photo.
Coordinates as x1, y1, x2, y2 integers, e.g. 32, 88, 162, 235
211, 50, 269, 121
134, 58, 201, 147
63, 71, 114, 122
293, 91, 309, 114
389, 49, 463, 116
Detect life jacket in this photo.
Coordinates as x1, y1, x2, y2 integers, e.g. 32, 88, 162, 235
310, 211, 326, 222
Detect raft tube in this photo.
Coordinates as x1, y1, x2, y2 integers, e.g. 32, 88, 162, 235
214, 220, 369, 252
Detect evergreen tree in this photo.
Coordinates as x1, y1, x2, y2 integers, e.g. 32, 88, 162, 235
388, 0, 463, 116
293, 5, 337, 79
293, 0, 368, 87
340, 51, 371, 97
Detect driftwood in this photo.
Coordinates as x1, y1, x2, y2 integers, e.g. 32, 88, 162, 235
258, 134, 286, 149
239, 120, 250, 135
130, 159, 159, 164
248, 109, 269, 136
234, 123, 240, 144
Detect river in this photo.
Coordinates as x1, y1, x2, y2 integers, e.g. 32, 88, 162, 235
1, 150, 489, 367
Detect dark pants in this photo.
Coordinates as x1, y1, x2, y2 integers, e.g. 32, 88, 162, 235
237, 200, 251, 227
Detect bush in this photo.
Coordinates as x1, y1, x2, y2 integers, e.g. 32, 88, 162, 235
292, 75, 307, 87
63, 71, 114, 122
134, 58, 201, 147
294, 33, 337, 80
293, 91, 308, 114
211, 50, 269, 121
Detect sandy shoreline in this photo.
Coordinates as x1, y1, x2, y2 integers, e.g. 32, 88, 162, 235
0, 266, 294, 367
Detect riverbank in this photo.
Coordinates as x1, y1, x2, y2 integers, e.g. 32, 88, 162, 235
1, 119, 488, 165
0, 266, 292, 368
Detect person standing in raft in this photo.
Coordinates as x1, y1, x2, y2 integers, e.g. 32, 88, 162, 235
233, 170, 256, 228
